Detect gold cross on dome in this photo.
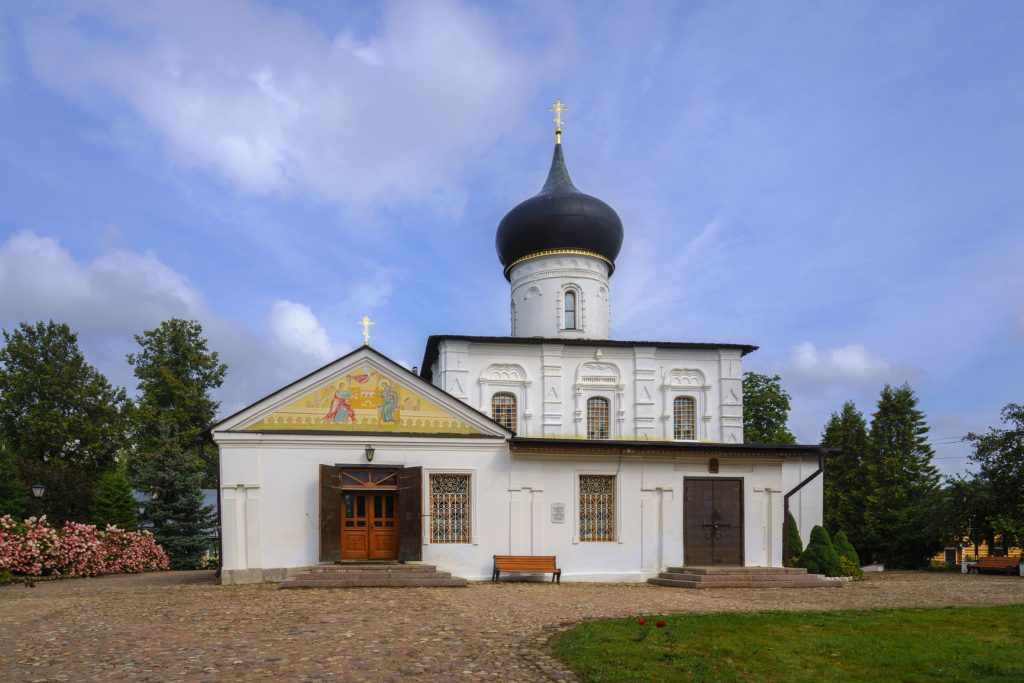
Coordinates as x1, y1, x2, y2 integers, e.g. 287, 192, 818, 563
358, 315, 374, 346
549, 98, 568, 142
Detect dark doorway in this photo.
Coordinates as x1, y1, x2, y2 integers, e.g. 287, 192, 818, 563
684, 478, 744, 566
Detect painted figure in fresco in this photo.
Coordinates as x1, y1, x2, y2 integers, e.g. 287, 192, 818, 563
378, 380, 398, 423
323, 388, 356, 423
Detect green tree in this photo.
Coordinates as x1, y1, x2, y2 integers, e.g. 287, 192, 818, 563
742, 372, 796, 444
821, 401, 871, 552
939, 476, 996, 556
785, 510, 804, 565
964, 404, 1024, 548
798, 525, 842, 577
862, 383, 942, 568
127, 319, 227, 484
0, 441, 27, 518
0, 321, 128, 523
91, 467, 139, 530
137, 431, 215, 569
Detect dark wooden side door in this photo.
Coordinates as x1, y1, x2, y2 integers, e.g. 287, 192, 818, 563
684, 478, 744, 566
397, 466, 422, 562
341, 492, 398, 561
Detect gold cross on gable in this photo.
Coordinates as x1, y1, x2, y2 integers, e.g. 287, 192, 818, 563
358, 315, 374, 346
549, 98, 568, 130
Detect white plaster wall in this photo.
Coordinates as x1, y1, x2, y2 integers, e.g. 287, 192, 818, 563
217, 431, 794, 581
782, 455, 825, 551
216, 434, 511, 581
509, 254, 611, 339
433, 340, 745, 443
508, 455, 789, 580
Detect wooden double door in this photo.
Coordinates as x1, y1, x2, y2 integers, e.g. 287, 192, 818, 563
684, 478, 744, 566
341, 491, 398, 560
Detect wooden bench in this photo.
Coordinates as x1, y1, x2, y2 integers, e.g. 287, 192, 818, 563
968, 556, 1022, 575
492, 555, 561, 583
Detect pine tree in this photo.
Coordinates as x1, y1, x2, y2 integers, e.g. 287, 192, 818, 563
821, 402, 870, 553
0, 441, 27, 518
127, 319, 227, 486
91, 468, 139, 530
798, 525, 842, 577
785, 510, 804, 564
137, 432, 215, 569
863, 383, 942, 568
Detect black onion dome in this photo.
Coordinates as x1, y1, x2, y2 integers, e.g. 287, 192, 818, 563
496, 142, 624, 281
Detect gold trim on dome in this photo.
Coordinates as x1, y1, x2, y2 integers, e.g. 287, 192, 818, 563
505, 249, 613, 276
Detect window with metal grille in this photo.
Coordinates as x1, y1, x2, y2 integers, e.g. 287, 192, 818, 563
673, 395, 696, 440
491, 392, 517, 433
587, 396, 610, 439
564, 290, 577, 329
430, 474, 470, 543
579, 474, 615, 541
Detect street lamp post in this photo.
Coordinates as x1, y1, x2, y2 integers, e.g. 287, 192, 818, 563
30, 483, 46, 518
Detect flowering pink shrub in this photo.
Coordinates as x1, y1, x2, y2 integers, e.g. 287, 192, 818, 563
0, 515, 168, 578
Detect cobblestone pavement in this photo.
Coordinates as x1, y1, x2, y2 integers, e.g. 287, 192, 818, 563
2, 571, 1022, 681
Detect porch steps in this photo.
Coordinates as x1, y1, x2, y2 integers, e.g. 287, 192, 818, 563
648, 566, 840, 589
279, 563, 468, 589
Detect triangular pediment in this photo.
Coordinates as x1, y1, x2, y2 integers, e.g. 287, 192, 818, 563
213, 347, 507, 438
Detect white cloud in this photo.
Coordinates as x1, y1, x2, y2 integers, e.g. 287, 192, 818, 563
268, 299, 344, 364
18, 0, 538, 210
0, 231, 337, 414
783, 341, 891, 385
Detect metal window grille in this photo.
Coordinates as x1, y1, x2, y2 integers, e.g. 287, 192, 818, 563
673, 396, 696, 440
430, 474, 470, 543
587, 396, 610, 439
491, 393, 517, 433
579, 475, 615, 542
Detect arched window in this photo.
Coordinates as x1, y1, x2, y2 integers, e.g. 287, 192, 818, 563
564, 290, 577, 330
587, 396, 610, 439
492, 392, 517, 433
673, 396, 696, 440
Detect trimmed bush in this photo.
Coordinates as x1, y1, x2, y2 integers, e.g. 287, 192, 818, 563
833, 530, 860, 567
786, 511, 804, 564
799, 525, 843, 577
838, 556, 864, 578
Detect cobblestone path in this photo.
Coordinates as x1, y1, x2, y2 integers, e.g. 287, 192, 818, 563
2, 571, 1022, 681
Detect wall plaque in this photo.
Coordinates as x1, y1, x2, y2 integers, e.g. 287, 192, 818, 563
551, 502, 565, 524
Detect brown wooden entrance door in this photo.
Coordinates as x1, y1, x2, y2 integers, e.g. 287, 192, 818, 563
341, 492, 398, 560
684, 478, 744, 566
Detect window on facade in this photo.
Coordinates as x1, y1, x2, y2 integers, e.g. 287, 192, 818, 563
564, 291, 577, 329
579, 474, 615, 541
587, 396, 610, 439
673, 396, 696, 440
430, 474, 470, 543
491, 392, 517, 433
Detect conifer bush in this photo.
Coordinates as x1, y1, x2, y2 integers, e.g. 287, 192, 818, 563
798, 525, 842, 577
832, 530, 861, 567
786, 511, 803, 565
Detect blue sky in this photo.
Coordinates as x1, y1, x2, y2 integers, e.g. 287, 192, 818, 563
1, 1, 1022, 475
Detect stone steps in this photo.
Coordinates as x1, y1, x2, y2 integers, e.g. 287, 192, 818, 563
280, 563, 468, 589
648, 566, 840, 589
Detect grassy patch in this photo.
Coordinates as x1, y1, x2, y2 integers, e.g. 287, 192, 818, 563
551, 605, 1024, 682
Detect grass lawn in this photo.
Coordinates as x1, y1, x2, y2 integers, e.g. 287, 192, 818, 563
550, 605, 1024, 682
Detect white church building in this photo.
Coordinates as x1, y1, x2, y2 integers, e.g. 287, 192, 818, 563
209, 114, 827, 585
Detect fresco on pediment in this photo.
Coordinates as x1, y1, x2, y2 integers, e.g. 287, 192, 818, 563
243, 365, 482, 435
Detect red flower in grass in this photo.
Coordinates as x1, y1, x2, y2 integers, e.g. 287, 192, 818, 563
637, 618, 647, 625
656, 620, 667, 628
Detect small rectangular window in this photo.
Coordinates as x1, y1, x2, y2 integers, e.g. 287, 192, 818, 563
430, 474, 470, 543
579, 474, 615, 541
